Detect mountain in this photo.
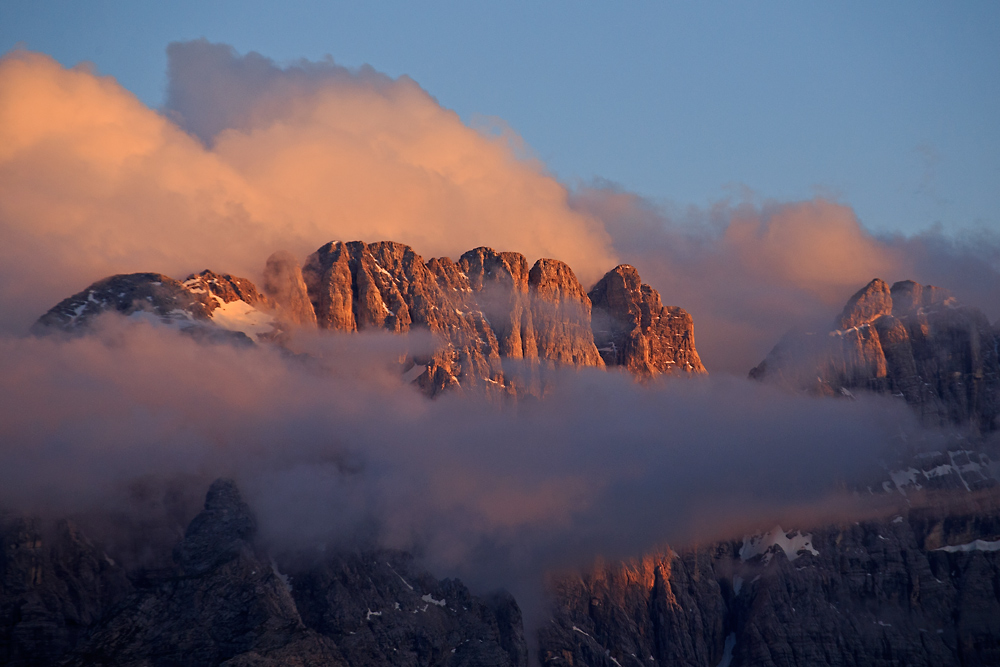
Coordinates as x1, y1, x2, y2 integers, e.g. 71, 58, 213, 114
539, 490, 1000, 667
31, 240, 706, 395
0, 480, 527, 667
750, 278, 1000, 433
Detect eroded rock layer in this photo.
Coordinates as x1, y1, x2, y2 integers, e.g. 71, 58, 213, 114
751, 278, 1000, 432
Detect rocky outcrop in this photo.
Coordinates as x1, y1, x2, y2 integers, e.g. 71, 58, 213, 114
539, 490, 1000, 667
0, 480, 529, 667
31, 271, 282, 344
588, 265, 706, 376
0, 518, 132, 666
751, 279, 1000, 432
302, 241, 611, 394
32, 241, 707, 392
67, 479, 341, 666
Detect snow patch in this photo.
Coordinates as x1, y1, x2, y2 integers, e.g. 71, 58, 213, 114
934, 539, 1000, 553
716, 633, 736, 667
740, 526, 819, 564
422, 593, 446, 607
208, 299, 276, 341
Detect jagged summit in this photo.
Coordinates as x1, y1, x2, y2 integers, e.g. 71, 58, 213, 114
33, 240, 706, 395
589, 264, 706, 376
751, 278, 1000, 432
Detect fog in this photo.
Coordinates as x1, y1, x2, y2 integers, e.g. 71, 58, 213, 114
574, 186, 1000, 373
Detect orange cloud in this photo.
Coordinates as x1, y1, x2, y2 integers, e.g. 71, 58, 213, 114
0, 45, 616, 334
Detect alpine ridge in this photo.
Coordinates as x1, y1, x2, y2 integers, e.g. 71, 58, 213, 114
32, 240, 707, 395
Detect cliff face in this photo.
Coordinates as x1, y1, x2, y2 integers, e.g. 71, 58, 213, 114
0, 480, 528, 667
32, 241, 705, 397
539, 492, 1000, 667
589, 265, 706, 376
751, 278, 1000, 432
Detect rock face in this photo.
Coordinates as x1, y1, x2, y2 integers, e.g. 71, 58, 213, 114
32, 271, 282, 344
287, 551, 527, 667
588, 265, 706, 376
751, 278, 1000, 432
32, 241, 708, 392
67, 479, 341, 666
0, 518, 132, 666
539, 491, 1000, 667
301, 241, 613, 394
0, 480, 529, 667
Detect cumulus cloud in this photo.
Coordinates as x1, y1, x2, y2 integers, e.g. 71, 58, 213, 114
0, 44, 616, 335
574, 185, 1000, 375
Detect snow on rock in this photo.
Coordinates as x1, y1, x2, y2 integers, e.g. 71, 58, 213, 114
740, 526, 819, 564
421, 593, 446, 607
934, 539, 1000, 553
716, 633, 736, 667
208, 299, 277, 341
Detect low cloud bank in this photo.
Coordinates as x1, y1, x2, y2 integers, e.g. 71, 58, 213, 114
0, 319, 920, 614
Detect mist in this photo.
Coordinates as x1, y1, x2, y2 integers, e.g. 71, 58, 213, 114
574, 185, 1000, 374
0, 315, 921, 625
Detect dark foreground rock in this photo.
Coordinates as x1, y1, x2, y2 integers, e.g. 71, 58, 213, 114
540, 489, 1000, 667
0, 480, 527, 667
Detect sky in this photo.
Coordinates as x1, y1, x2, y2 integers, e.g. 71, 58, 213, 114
2, 1, 999, 239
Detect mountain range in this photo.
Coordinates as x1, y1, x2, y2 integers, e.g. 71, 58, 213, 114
5, 240, 1000, 666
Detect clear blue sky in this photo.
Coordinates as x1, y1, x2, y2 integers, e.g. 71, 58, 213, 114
2, 1, 998, 237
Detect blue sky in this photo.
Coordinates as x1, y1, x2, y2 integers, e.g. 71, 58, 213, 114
2, 1, 998, 237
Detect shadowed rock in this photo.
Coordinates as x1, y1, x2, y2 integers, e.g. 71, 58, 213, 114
752, 278, 1000, 432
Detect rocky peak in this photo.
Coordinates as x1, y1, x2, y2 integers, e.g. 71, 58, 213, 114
589, 264, 706, 376
173, 478, 257, 576
752, 277, 1000, 431
262, 250, 318, 326
183, 269, 273, 310
835, 278, 893, 330
458, 247, 537, 361
32, 272, 214, 333
33, 271, 280, 343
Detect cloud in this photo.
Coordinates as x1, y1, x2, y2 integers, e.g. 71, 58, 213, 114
0, 44, 616, 335
574, 185, 1000, 375
0, 317, 918, 623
